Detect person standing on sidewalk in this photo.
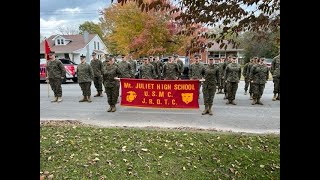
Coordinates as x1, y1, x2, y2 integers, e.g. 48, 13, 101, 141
201, 56, 220, 115
103, 57, 121, 112
249, 58, 269, 105
270, 54, 280, 101
46, 51, 66, 102
243, 58, 253, 95
224, 55, 241, 105
90, 51, 104, 97
189, 54, 204, 98
77, 54, 94, 103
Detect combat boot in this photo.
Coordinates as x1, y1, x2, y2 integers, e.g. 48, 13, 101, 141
244, 91, 247, 95
257, 98, 264, 105
111, 105, 116, 112
51, 96, 58, 102
251, 98, 257, 105
231, 100, 237, 105
276, 93, 280, 100
94, 91, 100, 97
226, 100, 231, 105
98, 91, 103, 97
249, 93, 253, 100
87, 96, 92, 103
107, 106, 112, 112
202, 104, 208, 115
208, 105, 213, 116
57, 97, 62, 102
223, 94, 227, 99
272, 94, 277, 101
79, 96, 87, 102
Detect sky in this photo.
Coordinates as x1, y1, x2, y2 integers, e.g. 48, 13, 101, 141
40, 0, 112, 38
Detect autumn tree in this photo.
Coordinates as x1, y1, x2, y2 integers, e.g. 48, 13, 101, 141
100, 1, 200, 57
113, 0, 280, 52
79, 21, 104, 40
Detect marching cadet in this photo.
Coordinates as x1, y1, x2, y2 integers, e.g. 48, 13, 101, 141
270, 53, 280, 101
201, 56, 220, 115
249, 58, 269, 105
90, 52, 104, 97
224, 55, 241, 105
103, 57, 121, 112
77, 54, 94, 102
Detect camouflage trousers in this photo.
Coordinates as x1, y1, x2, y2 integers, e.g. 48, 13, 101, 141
49, 78, 62, 97
104, 82, 120, 106
218, 77, 224, 90
273, 77, 280, 94
249, 81, 254, 94
79, 82, 92, 96
93, 76, 103, 92
223, 79, 228, 93
252, 83, 265, 99
226, 82, 239, 100
244, 78, 250, 91
202, 84, 216, 105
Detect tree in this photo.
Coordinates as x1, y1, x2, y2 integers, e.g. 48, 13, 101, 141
239, 30, 279, 63
100, 2, 200, 57
113, 0, 280, 51
79, 21, 104, 39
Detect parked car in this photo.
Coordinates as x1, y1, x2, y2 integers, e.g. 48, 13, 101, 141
59, 59, 78, 83
39, 58, 78, 83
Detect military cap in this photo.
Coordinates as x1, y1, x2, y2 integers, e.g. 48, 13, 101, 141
208, 56, 214, 60
80, 54, 86, 58
92, 51, 97, 55
194, 54, 200, 58
173, 54, 179, 58
143, 57, 149, 60
48, 50, 55, 55
168, 55, 173, 58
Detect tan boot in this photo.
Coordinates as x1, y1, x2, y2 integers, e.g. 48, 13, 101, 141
208, 105, 213, 116
51, 96, 58, 102
94, 91, 100, 97
107, 106, 112, 112
87, 96, 92, 103
98, 91, 103, 97
244, 91, 247, 95
79, 96, 87, 102
276, 93, 280, 100
226, 100, 231, 105
202, 105, 208, 115
251, 98, 257, 105
57, 97, 62, 102
257, 98, 264, 105
249, 93, 253, 100
231, 100, 237, 105
111, 105, 116, 112
272, 94, 277, 101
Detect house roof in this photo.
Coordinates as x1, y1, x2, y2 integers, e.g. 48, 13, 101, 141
207, 40, 244, 52
40, 34, 96, 53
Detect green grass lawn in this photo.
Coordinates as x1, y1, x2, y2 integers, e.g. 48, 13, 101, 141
40, 122, 280, 179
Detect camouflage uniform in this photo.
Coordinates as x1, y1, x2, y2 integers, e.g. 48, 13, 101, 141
201, 63, 220, 115
246, 60, 256, 99
77, 62, 94, 102
149, 61, 158, 79
176, 58, 184, 79
139, 63, 156, 79
250, 63, 269, 105
46, 59, 66, 101
162, 62, 179, 80
103, 63, 121, 112
242, 61, 250, 94
128, 59, 137, 76
225, 62, 241, 105
90, 58, 104, 96
118, 61, 134, 78
155, 60, 163, 79
222, 60, 231, 98
189, 62, 205, 97
270, 55, 280, 100
217, 62, 225, 93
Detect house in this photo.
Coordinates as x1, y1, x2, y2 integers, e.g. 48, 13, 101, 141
190, 40, 244, 64
40, 33, 108, 64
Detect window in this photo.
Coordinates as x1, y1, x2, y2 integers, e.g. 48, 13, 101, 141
94, 42, 96, 49
97, 42, 99, 50
213, 52, 219, 58
61, 39, 64, 45
57, 39, 60, 45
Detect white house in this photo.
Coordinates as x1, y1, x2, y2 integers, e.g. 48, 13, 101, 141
40, 33, 108, 64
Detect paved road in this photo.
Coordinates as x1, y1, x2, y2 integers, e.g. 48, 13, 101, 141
40, 80, 280, 134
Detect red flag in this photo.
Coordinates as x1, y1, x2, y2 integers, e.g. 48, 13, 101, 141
44, 39, 51, 60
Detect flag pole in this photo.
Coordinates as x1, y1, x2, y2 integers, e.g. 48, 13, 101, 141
44, 38, 50, 98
